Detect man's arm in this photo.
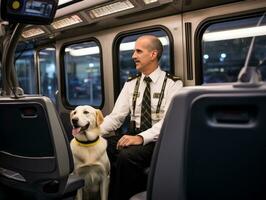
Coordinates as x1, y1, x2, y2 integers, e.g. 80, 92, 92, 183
116, 134, 143, 149
100, 83, 131, 134
117, 79, 183, 147
138, 79, 183, 145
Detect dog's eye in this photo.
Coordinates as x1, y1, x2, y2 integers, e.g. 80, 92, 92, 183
73, 111, 76, 115
83, 111, 89, 114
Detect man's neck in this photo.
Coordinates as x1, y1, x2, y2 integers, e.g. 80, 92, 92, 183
142, 65, 158, 76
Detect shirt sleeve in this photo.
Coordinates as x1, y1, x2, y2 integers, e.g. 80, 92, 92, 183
138, 80, 183, 145
100, 82, 131, 134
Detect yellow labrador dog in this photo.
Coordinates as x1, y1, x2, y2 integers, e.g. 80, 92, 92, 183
70, 105, 110, 200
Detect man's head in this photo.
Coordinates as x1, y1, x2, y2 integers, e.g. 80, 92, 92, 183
132, 35, 163, 75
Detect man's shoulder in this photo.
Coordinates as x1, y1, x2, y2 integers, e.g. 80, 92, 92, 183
165, 72, 181, 82
126, 73, 141, 82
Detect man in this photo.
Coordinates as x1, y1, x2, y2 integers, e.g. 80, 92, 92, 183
101, 35, 183, 200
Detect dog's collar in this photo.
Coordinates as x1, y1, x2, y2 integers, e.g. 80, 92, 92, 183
74, 136, 100, 147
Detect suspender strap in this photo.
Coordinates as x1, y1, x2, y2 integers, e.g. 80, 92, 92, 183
156, 75, 168, 114
132, 76, 141, 116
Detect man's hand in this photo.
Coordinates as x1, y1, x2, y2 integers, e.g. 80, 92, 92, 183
117, 135, 143, 149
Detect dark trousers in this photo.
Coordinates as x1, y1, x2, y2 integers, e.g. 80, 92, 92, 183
106, 134, 155, 200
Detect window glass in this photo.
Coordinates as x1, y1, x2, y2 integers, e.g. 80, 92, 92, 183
118, 30, 172, 90
201, 14, 266, 83
15, 49, 36, 94
63, 41, 103, 106
38, 47, 57, 102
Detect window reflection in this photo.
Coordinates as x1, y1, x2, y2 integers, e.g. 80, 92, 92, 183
39, 47, 57, 102
201, 14, 266, 83
63, 41, 103, 107
15, 49, 37, 94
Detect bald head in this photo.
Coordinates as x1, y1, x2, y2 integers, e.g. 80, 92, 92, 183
136, 35, 163, 61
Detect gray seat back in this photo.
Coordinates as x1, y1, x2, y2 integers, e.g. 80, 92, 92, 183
0, 96, 74, 198
148, 84, 266, 200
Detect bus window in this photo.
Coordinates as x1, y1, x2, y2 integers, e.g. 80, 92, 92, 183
63, 41, 103, 107
117, 29, 173, 92
15, 49, 37, 94
38, 47, 57, 102
201, 13, 266, 84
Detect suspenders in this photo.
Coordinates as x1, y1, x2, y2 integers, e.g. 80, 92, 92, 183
156, 75, 167, 115
132, 74, 168, 117
132, 76, 141, 116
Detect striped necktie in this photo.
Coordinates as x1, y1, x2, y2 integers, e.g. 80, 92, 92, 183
140, 76, 152, 132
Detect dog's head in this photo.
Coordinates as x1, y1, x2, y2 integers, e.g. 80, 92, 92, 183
70, 105, 104, 141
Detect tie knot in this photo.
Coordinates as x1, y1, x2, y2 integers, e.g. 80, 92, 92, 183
144, 76, 152, 83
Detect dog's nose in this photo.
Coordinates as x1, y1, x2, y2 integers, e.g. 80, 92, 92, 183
72, 118, 79, 127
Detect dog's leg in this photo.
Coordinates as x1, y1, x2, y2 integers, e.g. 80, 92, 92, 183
76, 188, 82, 200
100, 173, 109, 200
78, 165, 103, 200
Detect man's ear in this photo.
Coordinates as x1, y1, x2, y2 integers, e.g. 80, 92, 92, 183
151, 50, 158, 61
96, 109, 104, 126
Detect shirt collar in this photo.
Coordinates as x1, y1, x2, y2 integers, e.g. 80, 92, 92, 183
141, 66, 162, 83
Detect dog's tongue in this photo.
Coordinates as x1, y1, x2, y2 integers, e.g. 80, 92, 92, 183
72, 127, 81, 136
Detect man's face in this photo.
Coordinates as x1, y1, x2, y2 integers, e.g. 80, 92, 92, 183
132, 38, 154, 72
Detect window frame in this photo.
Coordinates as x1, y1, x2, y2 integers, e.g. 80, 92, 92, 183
194, 8, 266, 85
112, 25, 175, 100
60, 37, 105, 109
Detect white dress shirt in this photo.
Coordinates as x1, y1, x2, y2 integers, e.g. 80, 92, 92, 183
101, 67, 183, 145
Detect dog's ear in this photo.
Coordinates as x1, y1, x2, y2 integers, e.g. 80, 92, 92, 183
70, 110, 74, 117
96, 109, 104, 126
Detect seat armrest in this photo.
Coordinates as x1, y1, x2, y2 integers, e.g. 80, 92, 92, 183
130, 191, 147, 200
63, 174, 84, 198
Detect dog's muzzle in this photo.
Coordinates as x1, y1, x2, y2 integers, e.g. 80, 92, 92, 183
72, 121, 90, 136
72, 118, 79, 128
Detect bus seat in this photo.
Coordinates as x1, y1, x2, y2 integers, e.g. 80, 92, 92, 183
54, 90, 73, 141
147, 84, 266, 200
0, 96, 84, 199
